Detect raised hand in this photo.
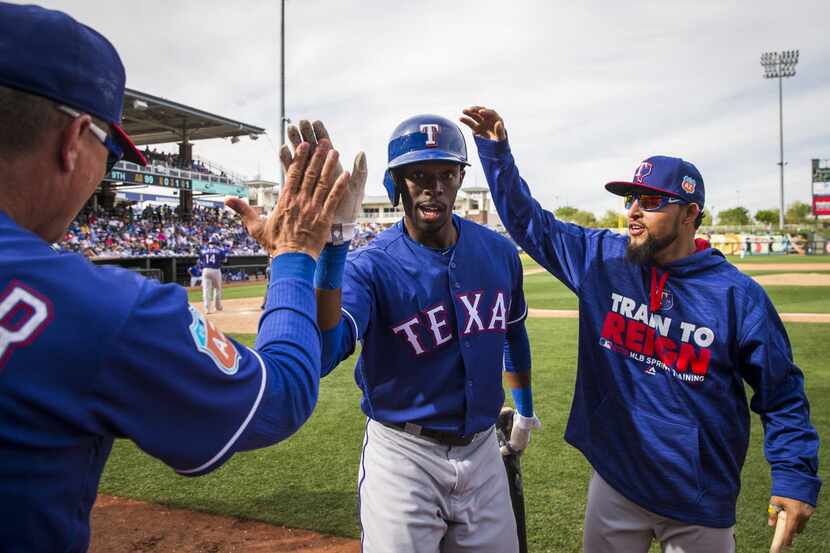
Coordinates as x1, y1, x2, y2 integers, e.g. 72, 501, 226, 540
460, 106, 507, 141
281, 120, 367, 244
226, 141, 350, 259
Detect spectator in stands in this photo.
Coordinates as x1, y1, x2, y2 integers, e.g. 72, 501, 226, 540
58, 204, 266, 258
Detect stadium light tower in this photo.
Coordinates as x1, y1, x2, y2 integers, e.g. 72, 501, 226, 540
279, 0, 286, 188
760, 49, 799, 229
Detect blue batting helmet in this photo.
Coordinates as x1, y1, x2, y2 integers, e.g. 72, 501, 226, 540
382, 114, 469, 206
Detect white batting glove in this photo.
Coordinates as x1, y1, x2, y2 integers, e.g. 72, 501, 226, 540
500, 413, 541, 456
330, 151, 366, 245
281, 120, 366, 245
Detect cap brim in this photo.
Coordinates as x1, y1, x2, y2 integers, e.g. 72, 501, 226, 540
605, 181, 682, 198
388, 149, 469, 169
111, 123, 147, 165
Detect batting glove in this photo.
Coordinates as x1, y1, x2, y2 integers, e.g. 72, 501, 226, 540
501, 413, 541, 456
329, 151, 366, 245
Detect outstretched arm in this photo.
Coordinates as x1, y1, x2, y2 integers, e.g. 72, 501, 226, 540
94, 140, 353, 477
282, 120, 368, 376
461, 106, 613, 294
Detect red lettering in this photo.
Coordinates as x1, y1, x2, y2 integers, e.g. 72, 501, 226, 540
677, 343, 711, 375
601, 312, 625, 345
655, 336, 678, 366
624, 320, 646, 352
643, 326, 656, 356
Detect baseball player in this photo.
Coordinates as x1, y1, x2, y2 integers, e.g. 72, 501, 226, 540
188, 262, 203, 288
200, 234, 228, 313
461, 106, 821, 552
0, 5, 352, 552
276, 116, 541, 553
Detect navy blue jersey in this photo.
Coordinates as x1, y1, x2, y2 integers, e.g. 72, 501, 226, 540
475, 136, 821, 527
199, 245, 227, 269
336, 216, 527, 435
0, 210, 322, 553
188, 265, 202, 277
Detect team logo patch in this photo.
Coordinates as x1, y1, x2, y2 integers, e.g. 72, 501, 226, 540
681, 176, 697, 194
660, 290, 674, 312
188, 305, 239, 375
420, 123, 440, 147
633, 162, 653, 183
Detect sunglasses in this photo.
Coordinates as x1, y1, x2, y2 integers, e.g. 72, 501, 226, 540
624, 192, 687, 211
56, 105, 124, 174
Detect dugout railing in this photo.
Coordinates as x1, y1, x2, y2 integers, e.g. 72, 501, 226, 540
91, 255, 269, 285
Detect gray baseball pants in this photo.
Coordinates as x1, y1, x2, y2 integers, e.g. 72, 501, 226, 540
201, 267, 222, 312
583, 471, 735, 553
358, 419, 519, 553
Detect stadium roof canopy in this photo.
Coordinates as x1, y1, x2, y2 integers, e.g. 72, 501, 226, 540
122, 88, 266, 146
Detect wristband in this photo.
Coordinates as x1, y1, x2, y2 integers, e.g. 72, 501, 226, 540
511, 385, 534, 418
271, 252, 315, 284
314, 241, 350, 290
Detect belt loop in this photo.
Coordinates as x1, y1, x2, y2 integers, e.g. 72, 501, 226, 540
403, 422, 422, 435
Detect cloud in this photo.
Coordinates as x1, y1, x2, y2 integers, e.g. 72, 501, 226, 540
35, 0, 830, 215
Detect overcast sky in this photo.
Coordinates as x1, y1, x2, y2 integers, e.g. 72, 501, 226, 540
33, 0, 830, 216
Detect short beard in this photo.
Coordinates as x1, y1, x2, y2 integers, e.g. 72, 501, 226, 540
626, 226, 679, 265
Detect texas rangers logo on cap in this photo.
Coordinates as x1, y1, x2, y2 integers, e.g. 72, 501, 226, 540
634, 162, 653, 183
420, 124, 440, 147
681, 176, 697, 194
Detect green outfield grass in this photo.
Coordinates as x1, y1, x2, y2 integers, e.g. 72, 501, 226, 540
190, 277, 830, 314
188, 282, 267, 303
99, 319, 829, 552
523, 252, 830, 269
743, 270, 830, 276
727, 255, 830, 265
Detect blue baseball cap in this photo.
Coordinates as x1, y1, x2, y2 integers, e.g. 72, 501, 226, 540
0, 2, 145, 165
605, 155, 704, 209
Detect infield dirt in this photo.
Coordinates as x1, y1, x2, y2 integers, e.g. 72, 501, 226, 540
90, 495, 360, 553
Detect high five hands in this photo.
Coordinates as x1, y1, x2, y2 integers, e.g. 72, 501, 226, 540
284, 121, 367, 245
226, 120, 366, 256
460, 106, 507, 141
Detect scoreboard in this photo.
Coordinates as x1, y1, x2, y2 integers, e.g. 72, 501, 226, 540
812, 159, 830, 216
106, 168, 192, 191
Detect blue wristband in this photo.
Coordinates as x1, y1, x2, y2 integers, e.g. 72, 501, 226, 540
271, 252, 316, 284
511, 385, 534, 418
314, 241, 350, 290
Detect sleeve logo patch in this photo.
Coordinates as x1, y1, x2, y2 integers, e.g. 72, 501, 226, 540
188, 306, 240, 375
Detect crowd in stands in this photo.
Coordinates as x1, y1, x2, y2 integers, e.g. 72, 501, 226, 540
57, 200, 387, 260
58, 204, 264, 258
141, 147, 226, 177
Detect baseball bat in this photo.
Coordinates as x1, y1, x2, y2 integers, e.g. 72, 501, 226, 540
769, 510, 787, 553
497, 408, 528, 553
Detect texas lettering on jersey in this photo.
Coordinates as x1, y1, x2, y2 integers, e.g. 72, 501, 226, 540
0, 281, 52, 369
392, 290, 509, 356
599, 291, 714, 383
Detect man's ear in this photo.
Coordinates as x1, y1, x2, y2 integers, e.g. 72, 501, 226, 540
58, 114, 92, 173
686, 203, 701, 226
459, 167, 466, 185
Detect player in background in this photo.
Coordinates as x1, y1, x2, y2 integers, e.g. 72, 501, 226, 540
200, 234, 228, 313
188, 262, 203, 288
0, 5, 353, 552
275, 117, 540, 553
461, 106, 820, 553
